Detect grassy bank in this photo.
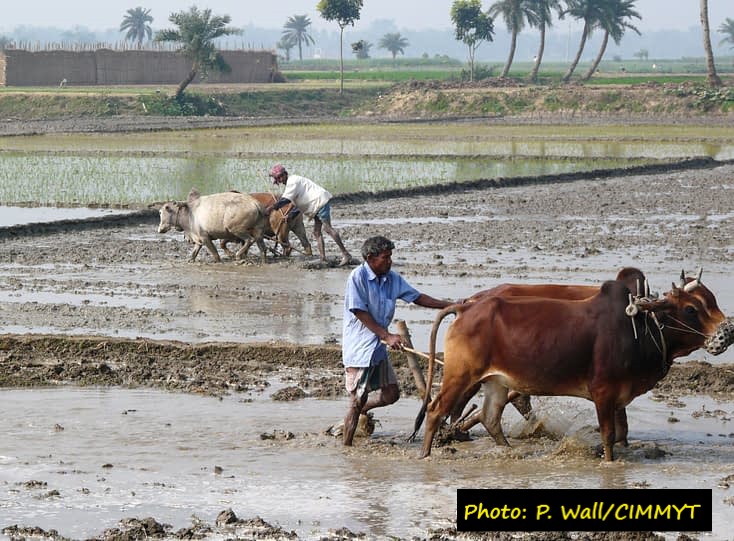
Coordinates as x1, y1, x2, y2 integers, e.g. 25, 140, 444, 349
0, 77, 732, 121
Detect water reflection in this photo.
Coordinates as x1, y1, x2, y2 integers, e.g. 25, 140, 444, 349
2, 122, 732, 207
1, 388, 731, 540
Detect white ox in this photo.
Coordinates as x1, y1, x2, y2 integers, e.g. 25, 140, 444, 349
158, 188, 267, 263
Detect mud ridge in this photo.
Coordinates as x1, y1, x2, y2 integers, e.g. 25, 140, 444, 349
0, 157, 725, 239
1, 334, 732, 401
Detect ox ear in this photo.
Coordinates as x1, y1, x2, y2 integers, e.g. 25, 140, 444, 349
187, 187, 201, 203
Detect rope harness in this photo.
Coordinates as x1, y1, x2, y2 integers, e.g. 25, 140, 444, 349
625, 292, 668, 366
624, 269, 734, 362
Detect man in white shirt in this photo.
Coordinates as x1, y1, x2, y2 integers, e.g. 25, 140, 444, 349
267, 164, 352, 266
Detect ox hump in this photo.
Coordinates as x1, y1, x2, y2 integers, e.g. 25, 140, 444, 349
187, 187, 201, 204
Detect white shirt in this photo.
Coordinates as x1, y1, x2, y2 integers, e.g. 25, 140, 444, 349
280, 174, 332, 218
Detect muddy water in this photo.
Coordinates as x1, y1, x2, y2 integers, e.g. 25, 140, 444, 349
0, 206, 133, 227
1, 387, 732, 540
2, 222, 733, 365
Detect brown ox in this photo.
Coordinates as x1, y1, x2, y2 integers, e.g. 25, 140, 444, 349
414, 272, 728, 460
221, 192, 312, 258
453, 267, 648, 438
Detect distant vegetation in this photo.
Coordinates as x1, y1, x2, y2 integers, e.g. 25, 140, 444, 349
278, 55, 734, 83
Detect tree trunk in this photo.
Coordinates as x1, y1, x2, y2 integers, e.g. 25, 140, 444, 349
529, 23, 546, 83
339, 26, 345, 94
581, 30, 609, 81
700, 0, 722, 87
562, 22, 589, 83
176, 68, 197, 99
501, 30, 518, 78
468, 45, 475, 82
298, 41, 303, 61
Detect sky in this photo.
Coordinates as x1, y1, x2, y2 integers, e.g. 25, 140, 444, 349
0, 0, 730, 34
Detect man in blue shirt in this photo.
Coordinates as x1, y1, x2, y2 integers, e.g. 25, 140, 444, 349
341, 235, 454, 446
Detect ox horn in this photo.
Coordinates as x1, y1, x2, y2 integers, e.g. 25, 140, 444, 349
678, 270, 686, 289
683, 267, 703, 292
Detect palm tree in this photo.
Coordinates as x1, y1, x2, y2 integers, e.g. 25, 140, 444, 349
581, 0, 640, 81
527, 0, 563, 83
720, 17, 734, 49
490, 0, 539, 78
277, 35, 297, 62
378, 32, 409, 62
155, 6, 240, 99
120, 7, 153, 48
351, 39, 372, 59
561, 0, 607, 83
700, 0, 721, 87
282, 15, 316, 61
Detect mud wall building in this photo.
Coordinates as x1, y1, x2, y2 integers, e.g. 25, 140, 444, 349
0, 49, 278, 86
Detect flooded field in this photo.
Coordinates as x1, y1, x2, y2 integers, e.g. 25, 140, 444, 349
1, 120, 734, 540
1, 387, 732, 540
1, 122, 733, 206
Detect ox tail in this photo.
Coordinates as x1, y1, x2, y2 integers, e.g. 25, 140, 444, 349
408, 303, 463, 443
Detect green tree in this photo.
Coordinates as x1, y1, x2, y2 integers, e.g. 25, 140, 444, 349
561, 0, 607, 83
581, 0, 640, 81
351, 39, 372, 59
378, 32, 409, 61
700, 0, 721, 87
633, 48, 648, 60
0, 36, 15, 50
277, 34, 297, 62
490, 0, 539, 78
450, 0, 495, 82
527, 0, 563, 82
155, 6, 240, 99
120, 7, 153, 48
317, 0, 364, 93
282, 14, 316, 61
719, 17, 734, 49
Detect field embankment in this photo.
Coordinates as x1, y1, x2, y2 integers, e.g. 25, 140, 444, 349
0, 79, 732, 126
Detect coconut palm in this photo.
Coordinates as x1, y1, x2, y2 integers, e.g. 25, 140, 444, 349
561, 0, 607, 83
581, 0, 640, 81
527, 0, 563, 83
718, 17, 734, 50
282, 14, 316, 61
277, 35, 297, 62
155, 6, 240, 99
490, 0, 539, 78
700, 0, 721, 87
351, 39, 372, 59
378, 32, 409, 62
120, 7, 153, 48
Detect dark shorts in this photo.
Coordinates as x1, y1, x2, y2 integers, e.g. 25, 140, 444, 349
315, 202, 332, 222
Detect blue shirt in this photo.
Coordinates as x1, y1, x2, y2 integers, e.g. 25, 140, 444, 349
342, 262, 420, 368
